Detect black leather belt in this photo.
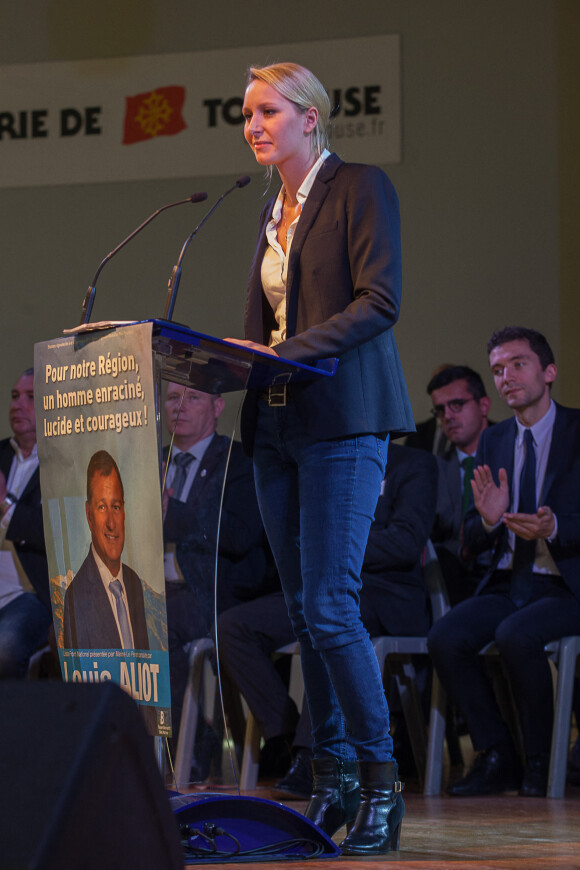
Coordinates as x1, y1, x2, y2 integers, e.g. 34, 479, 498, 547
258, 384, 290, 406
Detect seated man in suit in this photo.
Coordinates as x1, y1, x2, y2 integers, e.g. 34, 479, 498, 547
63, 450, 150, 650
218, 442, 438, 795
403, 363, 456, 455
0, 369, 52, 677
429, 326, 580, 797
429, 365, 493, 605
162, 383, 274, 774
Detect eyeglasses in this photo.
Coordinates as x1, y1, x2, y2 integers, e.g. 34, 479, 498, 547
431, 398, 476, 419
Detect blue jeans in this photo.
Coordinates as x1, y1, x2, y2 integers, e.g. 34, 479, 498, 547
253, 401, 392, 762
0, 593, 52, 679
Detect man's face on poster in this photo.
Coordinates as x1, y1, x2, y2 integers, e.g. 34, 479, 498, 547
86, 470, 125, 576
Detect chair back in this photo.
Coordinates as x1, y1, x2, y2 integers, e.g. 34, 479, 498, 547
423, 539, 451, 623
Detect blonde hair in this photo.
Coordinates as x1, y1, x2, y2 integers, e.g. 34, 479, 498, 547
247, 62, 331, 157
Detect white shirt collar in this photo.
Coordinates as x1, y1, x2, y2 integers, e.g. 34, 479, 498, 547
9, 438, 38, 463
515, 398, 556, 445
271, 149, 331, 222
172, 431, 214, 464
91, 542, 122, 582
296, 148, 330, 203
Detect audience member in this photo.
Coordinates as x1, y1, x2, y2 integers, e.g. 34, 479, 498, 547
404, 364, 456, 455
163, 382, 274, 777
218, 442, 437, 794
428, 365, 493, 605
0, 369, 52, 678
428, 326, 580, 797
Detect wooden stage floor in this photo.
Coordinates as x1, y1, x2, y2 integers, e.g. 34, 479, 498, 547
174, 780, 580, 869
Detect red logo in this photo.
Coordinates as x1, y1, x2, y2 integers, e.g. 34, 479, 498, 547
123, 86, 187, 144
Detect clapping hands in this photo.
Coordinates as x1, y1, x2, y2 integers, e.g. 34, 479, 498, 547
471, 464, 555, 540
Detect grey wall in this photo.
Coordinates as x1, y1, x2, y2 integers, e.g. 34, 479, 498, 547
0, 0, 560, 431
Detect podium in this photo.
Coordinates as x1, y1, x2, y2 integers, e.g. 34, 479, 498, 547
147, 315, 336, 446
36, 317, 336, 708
148, 318, 337, 393
151, 320, 340, 861
34, 319, 340, 863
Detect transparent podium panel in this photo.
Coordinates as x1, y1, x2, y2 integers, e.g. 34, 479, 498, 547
35, 320, 335, 748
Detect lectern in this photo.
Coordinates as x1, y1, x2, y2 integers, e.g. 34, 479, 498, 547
35, 318, 335, 729
148, 316, 336, 395
34, 318, 340, 863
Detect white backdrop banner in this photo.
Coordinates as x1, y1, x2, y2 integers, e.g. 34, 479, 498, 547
0, 35, 401, 188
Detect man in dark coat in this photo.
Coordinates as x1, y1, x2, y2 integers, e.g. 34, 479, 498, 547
0, 369, 51, 677
429, 327, 580, 798
428, 365, 493, 605
162, 383, 274, 769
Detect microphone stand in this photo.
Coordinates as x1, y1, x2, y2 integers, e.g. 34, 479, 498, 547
80, 193, 207, 325
163, 176, 251, 322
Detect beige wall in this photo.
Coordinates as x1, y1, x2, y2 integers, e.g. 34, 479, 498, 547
556, 0, 580, 404
1, 0, 576, 430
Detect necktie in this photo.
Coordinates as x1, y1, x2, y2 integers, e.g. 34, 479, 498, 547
461, 456, 475, 520
172, 452, 194, 500
510, 428, 536, 606
110, 579, 132, 648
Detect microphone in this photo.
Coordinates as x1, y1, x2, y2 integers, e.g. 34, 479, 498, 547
163, 176, 251, 322
80, 192, 208, 325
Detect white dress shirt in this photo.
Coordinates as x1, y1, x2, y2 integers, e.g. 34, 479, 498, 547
261, 149, 331, 347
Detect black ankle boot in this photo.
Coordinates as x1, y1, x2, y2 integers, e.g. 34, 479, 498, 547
339, 761, 405, 856
304, 757, 360, 837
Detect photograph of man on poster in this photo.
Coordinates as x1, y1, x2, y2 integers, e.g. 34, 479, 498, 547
62, 449, 150, 651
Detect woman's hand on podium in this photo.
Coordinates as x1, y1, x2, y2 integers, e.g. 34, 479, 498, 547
223, 338, 279, 357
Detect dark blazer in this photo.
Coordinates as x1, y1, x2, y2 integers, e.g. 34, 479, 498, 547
404, 417, 448, 455
241, 153, 415, 452
361, 443, 438, 636
163, 434, 272, 629
0, 438, 50, 612
432, 448, 463, 545
463, 403, 580, 602
62, 548, 150, 650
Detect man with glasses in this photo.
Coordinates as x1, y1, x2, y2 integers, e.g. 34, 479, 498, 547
428, 365, 492, 605
404, 363, 456, 455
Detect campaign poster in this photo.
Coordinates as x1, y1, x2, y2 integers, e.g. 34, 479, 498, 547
34, 322, 171, 737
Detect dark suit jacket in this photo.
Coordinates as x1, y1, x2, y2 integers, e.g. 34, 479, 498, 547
432, 448, 463, 546
403, 417, 448, 455
163, 434, 272, 631
463, 403, 580, 602
432, 425, 496, 546
241, 153, 415, 452
361, 443, 438, 636
62, 548, 150, 649
0, 438, 50, 612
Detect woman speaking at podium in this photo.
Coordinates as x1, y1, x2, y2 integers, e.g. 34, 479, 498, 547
225, 62, 414, 856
